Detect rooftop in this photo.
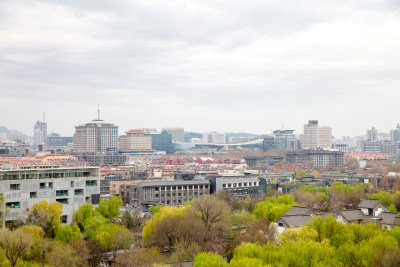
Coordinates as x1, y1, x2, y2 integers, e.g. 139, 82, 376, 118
140, 180, 210, 187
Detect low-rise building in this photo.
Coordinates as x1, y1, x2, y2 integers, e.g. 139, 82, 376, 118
286, 150, 344, 168
120, 180, 210, 209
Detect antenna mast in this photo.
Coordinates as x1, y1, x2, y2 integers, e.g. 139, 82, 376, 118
97, 103, 100, 120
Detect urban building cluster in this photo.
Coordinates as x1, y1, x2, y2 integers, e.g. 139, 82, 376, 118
0, 112, 399, 227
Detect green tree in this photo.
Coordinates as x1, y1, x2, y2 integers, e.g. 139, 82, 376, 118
369, 191, 392, 207
55, 224, 82, 244
193, 252, 227, 267
296, 170, 308, 178
96, 196, 123, 219
73, 201, 96, 231
149, 205, 164, 215
252, 195, 295, 221
0, 229, 32, 267
26, 200, 63, 238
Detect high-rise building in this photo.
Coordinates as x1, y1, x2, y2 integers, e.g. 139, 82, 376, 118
367, 127, 378, 141
161, 128, 184, 143
202, 132, 226, 144
34, 120, 47, 146
262, 130, 297, 151
119, 130, 152, 153
390, 124, 400, 142
151, 132, 173, 153
73, 111, 118, 153
299, 120, 332, 149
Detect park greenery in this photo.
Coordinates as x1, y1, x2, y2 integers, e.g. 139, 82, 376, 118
0, 179, 400, 266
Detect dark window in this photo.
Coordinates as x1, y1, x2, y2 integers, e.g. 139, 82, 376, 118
10, 184, 20, 190
30, 192, 37, 199
6, 202, 20, 208
74, 189, 84, 195
86, 180, 97, 186
60, 215, 68, 224
71, 181, 74, 187
56, 190, 68, 197
56, 198, 68, 204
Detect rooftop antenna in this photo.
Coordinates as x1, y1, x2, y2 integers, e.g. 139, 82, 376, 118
97, 103, 100, 120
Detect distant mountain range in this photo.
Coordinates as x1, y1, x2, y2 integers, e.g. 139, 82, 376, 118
0, 126, 30, 141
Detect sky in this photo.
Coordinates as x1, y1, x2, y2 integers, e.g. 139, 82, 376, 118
0, 0, 400, 138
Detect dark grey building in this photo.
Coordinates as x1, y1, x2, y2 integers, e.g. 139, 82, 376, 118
286, 150, 344, 167
47, 133, 73, 147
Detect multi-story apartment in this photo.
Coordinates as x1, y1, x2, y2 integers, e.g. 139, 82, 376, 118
263, 130, 296, 151
300, 120, 332, 149
73, 118, 118, 153
33, 121, 47, 147
0, 166, 100, 225
332, 143, 349, 153
161, 128, 184, 143
202, 132, 226, 144
363, 140, 382, 153
120, 180, 210, 209
119, 130, 152, 153
286, 150, 344, 168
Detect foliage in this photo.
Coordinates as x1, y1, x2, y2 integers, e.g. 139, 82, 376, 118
121, 210, 143, 230
95, 196, 123, 219
169, 240, 201, 264
193, 252, 227, 267
149, 205, 164, 215
229, 211, 256, 233
310, 170, 321, 177
391, 227, 400, 242
116, 247, 166, 267
252, 195, 295, 221
0, 229, 32, 267
191, 195, 230, 243
73, 201, 96, 231
295, 170, 308, 178
26, 200, 63, 238
369, 191, 392, 207
55, 224, 81, 244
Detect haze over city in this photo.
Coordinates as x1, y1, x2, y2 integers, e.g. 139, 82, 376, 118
1, 0, 400, 137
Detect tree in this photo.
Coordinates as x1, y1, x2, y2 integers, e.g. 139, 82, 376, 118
116, 247, 166, 267
0, 229, 32, 267
45, 241, 80, 267
149, 205, 164, 215
311, 170, 321, 177
0, 195, 8, 227
296, 170, 308, 178
26, 200, 63, 238
95, 196, 123, 220
252, 195, 294, 221
370, 191, 392, 207
169, 240, 201, 266
193, 252, 227, 267
121, 210, 143, 230
73, 201, 96, 231
55, 224, 82, 244
191, 195, 230, 243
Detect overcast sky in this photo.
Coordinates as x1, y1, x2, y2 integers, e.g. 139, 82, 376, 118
1, 0, 399, 138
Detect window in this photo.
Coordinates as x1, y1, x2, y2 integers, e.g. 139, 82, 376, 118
85, 197, 90, 202
233, 183, 237, 187
75, 189, 84, 195
86, 180, 97, 186
40, 182, 53, 189
6, 202, 20, 208
223, 184, 226, 188
56, 190, 68, 197
238, 183, 242, 187
178, 186, 182, 190
205, 185, 209, 189
10, 184, 20, 190
30, 192, 37, 199
60, 215, 68, 224
194, 185, 198, 189
56, 198, 68, 204
71, 181, 74, 187
278, 222, 283, 227
244, 183, 247, 186
228, 184, 232, 188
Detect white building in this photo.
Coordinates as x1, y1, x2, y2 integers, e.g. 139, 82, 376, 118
33, 121, 47, 147
161, 128, 184, 143
0, 166, 100, 225
119, 130, 152, 152
300, 120, 332, 149
202, 132, 226, 144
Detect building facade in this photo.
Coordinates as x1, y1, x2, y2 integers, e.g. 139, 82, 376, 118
161, 128, 184, 143
367, 127, 378, 141
202, 132, 226, 144
46, 133, 73, 147
119, 130, 152, 153
263, 130, 296, 151
151, 133, 173, 153
120, 180, 210, 209
286, 150, 344, 168
73, 119, 118, 153
390, 124, 400, 142
0, 166, 100, 225
300, 120, 332, 149
33, 121, 47, 147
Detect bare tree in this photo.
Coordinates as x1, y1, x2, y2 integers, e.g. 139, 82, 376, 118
191, 195, 230, 243
0, 229, 32, 267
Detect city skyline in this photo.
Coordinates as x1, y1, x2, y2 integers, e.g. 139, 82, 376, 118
1, 1, 400, 137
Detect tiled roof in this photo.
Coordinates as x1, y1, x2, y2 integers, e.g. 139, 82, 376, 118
357, 199, 382, 209
377, 212, 400, 225
338, 209, 365, 222
280, 215, 311, 227
284, 206, 311, 216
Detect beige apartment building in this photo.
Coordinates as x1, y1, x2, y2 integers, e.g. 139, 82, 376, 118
73, 119, 119, 152
300, 120, 332, 149
119, 130, 152, 152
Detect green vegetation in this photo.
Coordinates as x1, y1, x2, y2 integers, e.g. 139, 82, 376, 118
252, 195, 295, 221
